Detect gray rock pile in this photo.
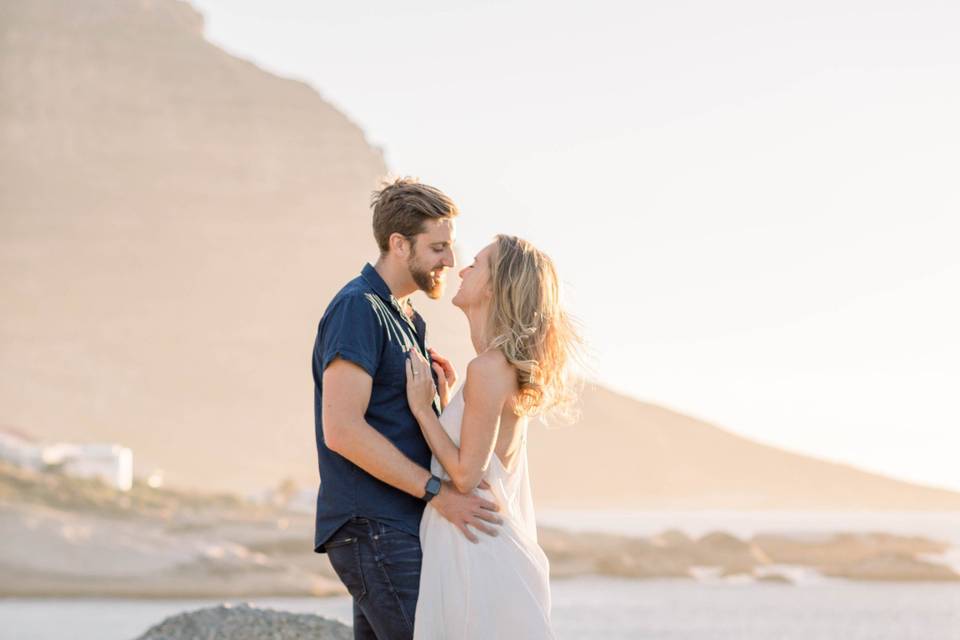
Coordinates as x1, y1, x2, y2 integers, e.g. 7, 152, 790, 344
538, 526, 959, 582
134, 604, 352, 640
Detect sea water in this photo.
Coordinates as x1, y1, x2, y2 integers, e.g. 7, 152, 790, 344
4, 511, 960, 640
2, 578, 959, 640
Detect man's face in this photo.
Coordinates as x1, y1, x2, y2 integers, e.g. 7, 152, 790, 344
407, 218, 456, 299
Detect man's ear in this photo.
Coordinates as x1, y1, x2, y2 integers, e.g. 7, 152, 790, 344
388, 232, 411, 258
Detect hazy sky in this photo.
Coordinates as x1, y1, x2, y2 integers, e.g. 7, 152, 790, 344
189, 0, 960, 492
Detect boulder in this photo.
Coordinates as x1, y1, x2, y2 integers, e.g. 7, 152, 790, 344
134, 604, 352, 640
692, 531, 771, 573
753, 532, 950, 566
822, 552, 960, 582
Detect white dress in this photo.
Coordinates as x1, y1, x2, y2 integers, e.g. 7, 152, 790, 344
414, 385, 556, 639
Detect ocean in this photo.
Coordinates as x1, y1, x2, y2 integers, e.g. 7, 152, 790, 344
3, 578, 959, 640
3, 510, 959, 640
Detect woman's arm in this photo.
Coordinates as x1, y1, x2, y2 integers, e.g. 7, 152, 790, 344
406, 349, 514, 493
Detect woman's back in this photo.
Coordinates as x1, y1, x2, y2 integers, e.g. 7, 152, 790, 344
414, 383, 555, 639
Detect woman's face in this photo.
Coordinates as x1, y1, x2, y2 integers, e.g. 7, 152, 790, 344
452, 242, 496, 312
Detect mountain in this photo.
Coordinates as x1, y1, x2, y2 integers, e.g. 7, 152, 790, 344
527, 385, 960, 509
2, 0, 959, 510
0, 0, 400, 492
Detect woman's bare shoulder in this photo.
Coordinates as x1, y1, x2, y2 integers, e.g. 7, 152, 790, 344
465, 350, 515, 392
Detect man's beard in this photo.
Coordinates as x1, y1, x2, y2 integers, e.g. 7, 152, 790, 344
409, 252, 445, 300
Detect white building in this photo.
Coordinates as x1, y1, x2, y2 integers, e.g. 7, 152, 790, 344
43, 443, 134, 491
0, 427, 134, 491
0, 427, 43, 468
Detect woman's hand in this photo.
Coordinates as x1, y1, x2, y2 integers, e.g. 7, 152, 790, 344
428, 347, 457, 409
405, 347, 438, 417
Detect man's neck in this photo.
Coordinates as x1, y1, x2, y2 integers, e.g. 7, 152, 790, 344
373, 258, 416, 307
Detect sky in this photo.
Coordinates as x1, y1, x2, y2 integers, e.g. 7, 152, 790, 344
189, 0, 960, 493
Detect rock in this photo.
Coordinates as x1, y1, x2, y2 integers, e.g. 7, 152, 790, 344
756, 573, 793, 584
718, 566, 752, 578
539, 527, 693, 578
753, 532, 950, 566
692, 531, 771, 573
133, 603, 352, 640
595, 550, 691, 578
650, 528, 694, 548
822, 552, 960, 582
0, 500, 344, 598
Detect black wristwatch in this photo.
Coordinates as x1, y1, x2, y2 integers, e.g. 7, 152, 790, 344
422, 474, 442, 502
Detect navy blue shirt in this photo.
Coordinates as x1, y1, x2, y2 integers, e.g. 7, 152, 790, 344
312, 263, 439, 552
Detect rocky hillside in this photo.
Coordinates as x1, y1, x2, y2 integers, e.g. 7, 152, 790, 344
0, 0, 402, 492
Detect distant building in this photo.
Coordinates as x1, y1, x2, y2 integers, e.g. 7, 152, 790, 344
0, 426, 134, 491
0, 426, 42, 468
44, 443, 134, 491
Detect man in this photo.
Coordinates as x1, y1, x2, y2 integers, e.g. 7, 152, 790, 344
312, 177, 502, 640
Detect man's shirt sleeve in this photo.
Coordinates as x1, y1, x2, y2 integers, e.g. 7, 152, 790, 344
317, 293, 384, 378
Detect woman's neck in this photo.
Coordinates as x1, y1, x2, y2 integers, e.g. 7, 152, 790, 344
466, 304, 490, 355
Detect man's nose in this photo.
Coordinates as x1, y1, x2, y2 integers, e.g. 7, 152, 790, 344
443, 248, 456, 269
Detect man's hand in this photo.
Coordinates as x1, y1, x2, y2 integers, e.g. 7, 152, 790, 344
430, 480, 502, 543
427, 347, 458, 410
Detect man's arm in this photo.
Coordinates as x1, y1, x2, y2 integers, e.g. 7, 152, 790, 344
322, 356, 503, 542
322, 356, 431, 498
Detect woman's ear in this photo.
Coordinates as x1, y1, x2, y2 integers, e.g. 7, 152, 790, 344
484, 278, 494, 299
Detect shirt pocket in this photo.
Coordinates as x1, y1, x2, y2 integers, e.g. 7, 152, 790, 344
375, 346, 410, 388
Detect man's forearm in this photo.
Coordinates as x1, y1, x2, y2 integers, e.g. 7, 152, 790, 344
328, 418, 432, 499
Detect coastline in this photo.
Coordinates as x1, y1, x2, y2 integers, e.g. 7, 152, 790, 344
2, 500, 958, 599
3, 464, 958, 600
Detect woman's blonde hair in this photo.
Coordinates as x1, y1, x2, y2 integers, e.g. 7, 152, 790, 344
485, 235, 583, 419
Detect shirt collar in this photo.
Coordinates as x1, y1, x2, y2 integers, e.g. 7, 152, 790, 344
361, 263, 393, 303
360, 263, 421, 324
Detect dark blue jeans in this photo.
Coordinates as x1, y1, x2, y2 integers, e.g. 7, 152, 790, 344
325, 517, 422, 640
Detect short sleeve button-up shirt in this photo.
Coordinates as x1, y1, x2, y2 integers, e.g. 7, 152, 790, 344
312, 263, 439, 552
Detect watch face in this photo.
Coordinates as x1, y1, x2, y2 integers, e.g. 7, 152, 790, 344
427, 476, 442, 495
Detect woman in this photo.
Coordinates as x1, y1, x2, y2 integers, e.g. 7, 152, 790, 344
405, 234, 581, 639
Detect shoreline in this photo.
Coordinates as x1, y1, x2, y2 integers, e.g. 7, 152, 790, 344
5, 569, 960, 603
2, 518, 957, 599
3, 465, 959, 599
